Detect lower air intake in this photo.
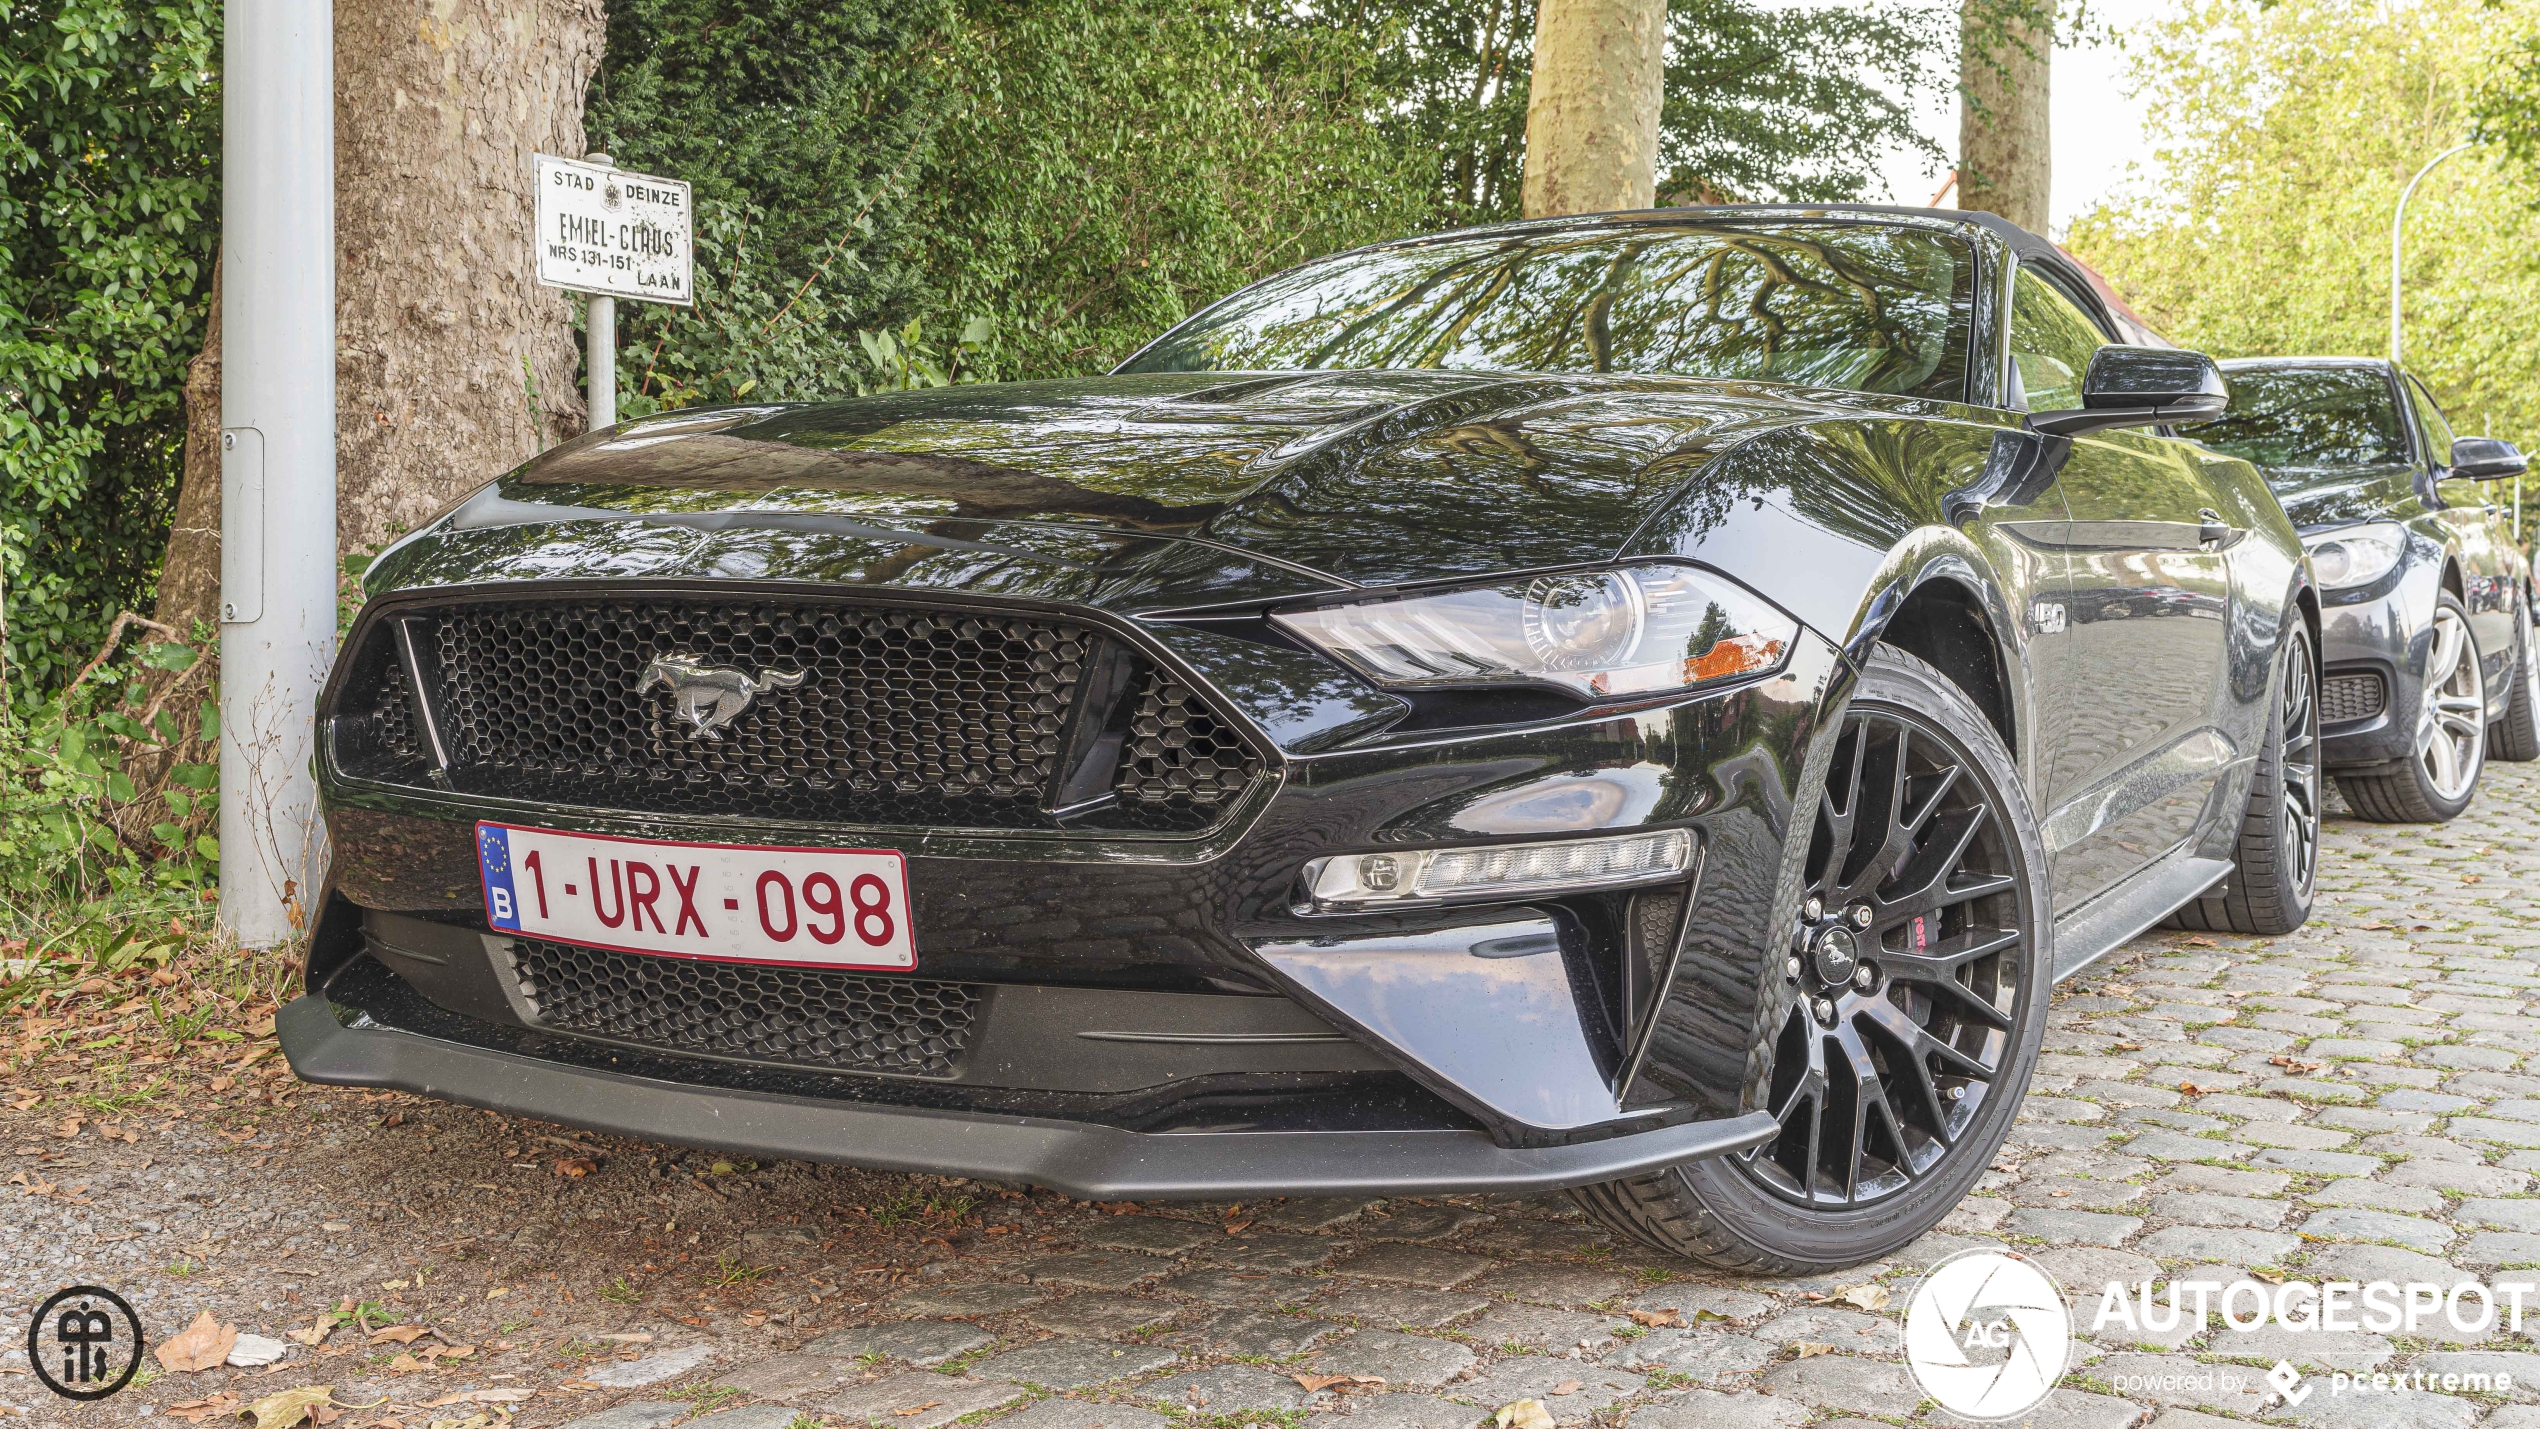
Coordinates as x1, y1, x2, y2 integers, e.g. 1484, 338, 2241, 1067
503, 937, 980, 1079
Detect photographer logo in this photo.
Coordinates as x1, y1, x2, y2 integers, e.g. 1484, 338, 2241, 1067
26, 1284, 144, 1401
1905, 1249, 2072, 1420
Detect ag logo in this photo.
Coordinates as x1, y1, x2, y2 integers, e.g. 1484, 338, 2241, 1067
1904, 1248, 2070, 1420
26, 1285, 144, 1401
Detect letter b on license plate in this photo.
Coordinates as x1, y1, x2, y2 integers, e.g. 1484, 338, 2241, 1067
476, 823, 917, 970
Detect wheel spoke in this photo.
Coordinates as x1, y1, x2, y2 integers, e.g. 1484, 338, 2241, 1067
1858, 994, 1996, 1081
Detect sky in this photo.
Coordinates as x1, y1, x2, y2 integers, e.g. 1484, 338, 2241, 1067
1871, 0, 2183, 235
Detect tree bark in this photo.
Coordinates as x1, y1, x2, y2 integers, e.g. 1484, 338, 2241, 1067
158, 257, 225, 642
334, 0, 608, 557
1521, 0, 1666, 219
1959, 5, 2051, 232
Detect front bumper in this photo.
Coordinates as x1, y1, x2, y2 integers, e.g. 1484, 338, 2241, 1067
278, 993, 1778, 1197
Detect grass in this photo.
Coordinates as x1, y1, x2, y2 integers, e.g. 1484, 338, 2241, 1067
706, 1253, 771, 1287
669, 1383, 749, 1412
599, 1277, 643, 1304
2, 890, 300, 1119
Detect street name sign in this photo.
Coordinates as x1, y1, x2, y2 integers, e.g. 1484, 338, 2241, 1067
533, 154, 694, 306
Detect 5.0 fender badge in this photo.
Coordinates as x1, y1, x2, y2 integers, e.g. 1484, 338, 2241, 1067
638, 654, 806, 740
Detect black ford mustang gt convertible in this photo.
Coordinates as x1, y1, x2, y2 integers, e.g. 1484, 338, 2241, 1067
286, 206, 2317, 1272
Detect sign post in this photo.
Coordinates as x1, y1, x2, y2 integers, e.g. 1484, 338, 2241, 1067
533, 152, 694, 432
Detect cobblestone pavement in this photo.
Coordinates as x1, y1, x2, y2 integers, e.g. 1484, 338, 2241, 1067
11, 763, 2540, 1428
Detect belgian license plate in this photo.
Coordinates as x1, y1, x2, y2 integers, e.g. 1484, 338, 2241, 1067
475, 822, 916, 971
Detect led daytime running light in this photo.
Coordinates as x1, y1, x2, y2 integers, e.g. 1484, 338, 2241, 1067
1300, 828, 1694, 912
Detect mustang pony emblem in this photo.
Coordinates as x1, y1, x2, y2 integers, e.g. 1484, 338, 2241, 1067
637, 655, 806, 740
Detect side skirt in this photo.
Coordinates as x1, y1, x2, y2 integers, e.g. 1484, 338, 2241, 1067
2050, 846, 2233, 983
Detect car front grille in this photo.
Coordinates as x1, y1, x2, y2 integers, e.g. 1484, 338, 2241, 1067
333, 595, 1263, 833
2322, 671, 2386, 724
502, 936, 980, 1078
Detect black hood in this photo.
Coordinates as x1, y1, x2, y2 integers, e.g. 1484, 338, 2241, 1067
368, 370, 1871, 607
2260, 462, 2426, 532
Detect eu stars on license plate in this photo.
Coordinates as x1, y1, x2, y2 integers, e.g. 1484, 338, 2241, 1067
475, 823, 916, 970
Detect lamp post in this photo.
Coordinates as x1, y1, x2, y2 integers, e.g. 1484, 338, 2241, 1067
2391, 142, 2475, 366
220, 0, 337, 947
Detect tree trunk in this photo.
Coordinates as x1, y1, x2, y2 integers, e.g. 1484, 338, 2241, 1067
1521, 0, 1666, 219
158, 258, 225, 642
1959, 4, 2051, 232
334, 0, 608, 558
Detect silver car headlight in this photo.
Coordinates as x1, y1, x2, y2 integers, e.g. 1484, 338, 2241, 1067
1269, 562, 1798, 701
2303, 523, 2407, 590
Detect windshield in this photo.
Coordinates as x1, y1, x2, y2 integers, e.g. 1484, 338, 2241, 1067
2184, 365, 2408, 472
1119, 222, 1976, 401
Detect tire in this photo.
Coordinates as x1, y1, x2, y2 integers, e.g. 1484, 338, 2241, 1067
2491, 591, 2540, 762
1570, 646, 2048, 1275
2166, 623, 2319, 935
2340, 592, 2486, 822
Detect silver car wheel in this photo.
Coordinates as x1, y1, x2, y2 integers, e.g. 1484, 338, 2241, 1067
2418, 604, 2486, 802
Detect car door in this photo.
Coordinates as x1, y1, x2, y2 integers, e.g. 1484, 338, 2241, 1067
2006, 268, 2235, 916
2404, 371, 2518, 697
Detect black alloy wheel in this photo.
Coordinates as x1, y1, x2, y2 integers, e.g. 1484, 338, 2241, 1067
2169, 622, 2318, 934
1570, 647, 2047, 1274
1739, 701, 2028, 1207
2279, 640, 2323, 896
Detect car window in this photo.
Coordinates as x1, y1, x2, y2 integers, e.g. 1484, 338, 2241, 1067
2005, 269, 2108, 412
2182, 365, 2409, 471
2404, 375, 2457, 467
1119, 222, 1976, 400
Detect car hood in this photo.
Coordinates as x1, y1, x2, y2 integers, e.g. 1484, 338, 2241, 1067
2260, 461, 2425, 532
370, 370, 1873, 606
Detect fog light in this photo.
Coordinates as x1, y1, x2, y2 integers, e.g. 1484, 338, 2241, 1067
1297, 828, 1694, 913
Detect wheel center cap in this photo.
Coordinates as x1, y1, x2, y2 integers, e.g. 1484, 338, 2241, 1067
1812, 926, 1860, 986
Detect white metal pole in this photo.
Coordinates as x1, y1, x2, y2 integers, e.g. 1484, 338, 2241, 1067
585, 152, 616, 431
220, 0, 337, 947
2391, 142, 2474, 365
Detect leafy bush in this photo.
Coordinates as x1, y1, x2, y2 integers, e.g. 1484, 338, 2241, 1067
2, 0, 222, 700
0, 617, 218, 900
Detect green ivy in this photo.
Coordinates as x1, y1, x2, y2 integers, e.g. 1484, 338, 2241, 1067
1, 0, 221, 701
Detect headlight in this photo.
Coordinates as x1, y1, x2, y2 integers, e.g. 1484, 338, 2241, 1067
1299, 828, 1695, 913
2303, 523, 2407, 590
1269, 562, 1797, 700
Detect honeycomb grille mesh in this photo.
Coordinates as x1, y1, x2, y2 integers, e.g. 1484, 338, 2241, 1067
2322, 672, 2386, 724
507, 937, 979, 1078
336, 596, 1265, 832
1116, 668, 1257, 808
374, 657, 422, 765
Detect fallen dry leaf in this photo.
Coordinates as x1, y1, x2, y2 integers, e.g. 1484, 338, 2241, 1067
1294, 1374, 1353, 1393
1495, 1399, 1556, 1429
242, 1385, 335, 1429
553, 1156, 599, 1178
1223, 1220, 1254, 1235
1550, 1379, 1583, 1396
2179, 1082, 2227, 1096
2268, 1056, 2325, 1075
1627, 1308, 1682, 1328
158, 1309, 239, 1373
166, 1394, 241, 1425
1692, 1308, 1733, 1324
285, 1320, 333, 1349
2252, 1268, 2287, 1284
368, 1325, 428, 1345
2181, 936, 2217, 947
894, 1403, 945, 1417
418, 1388, 534, 1408
54, 1114, 83, 1138
1791, 1342, 1836, 1358
1092, 1201, 1139, 1215
1835, 1284, 1889, 1312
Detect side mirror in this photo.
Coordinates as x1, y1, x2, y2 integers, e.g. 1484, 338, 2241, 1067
2028, 347, 2230, 438
2450, 436, 2528, 480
